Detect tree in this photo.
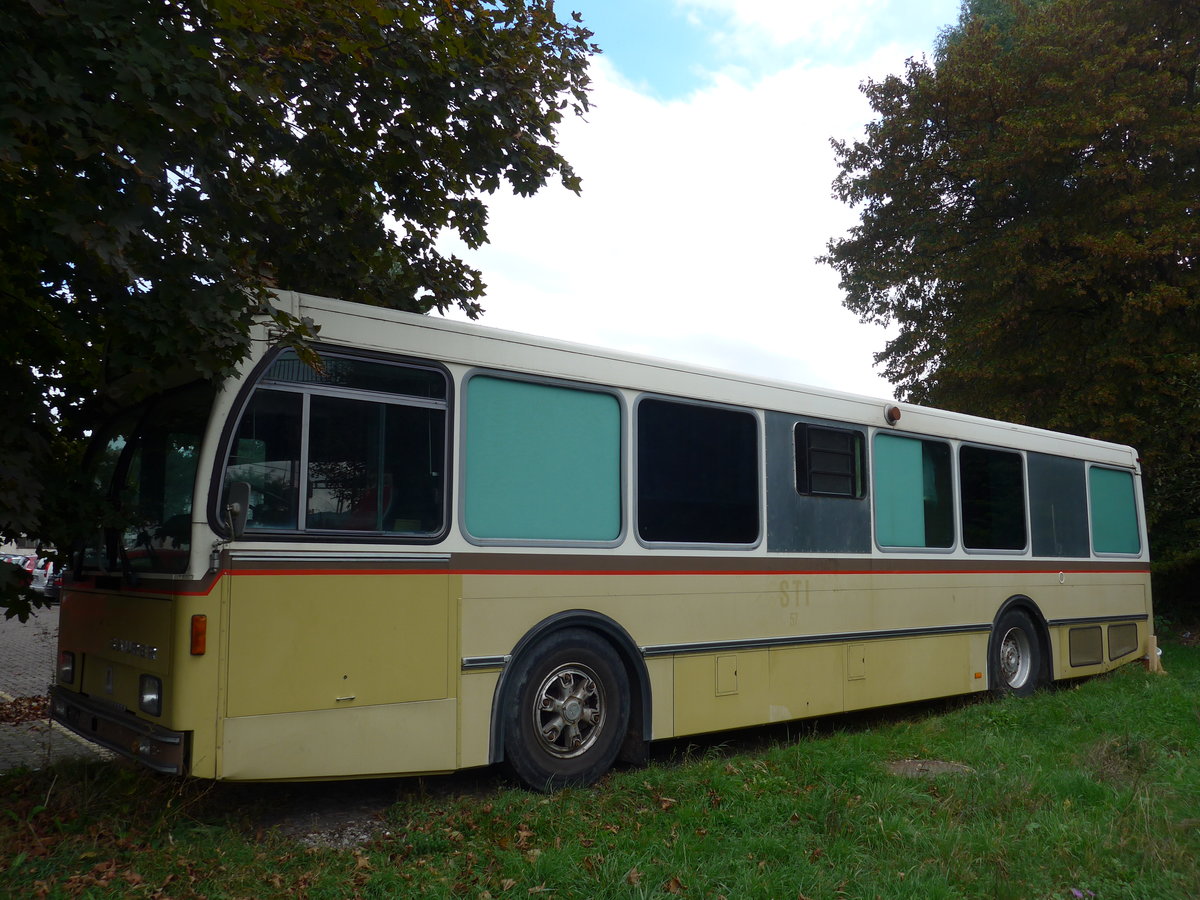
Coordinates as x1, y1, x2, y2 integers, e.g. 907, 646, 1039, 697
823, 0, 1200, 561
0, 0, 596, 617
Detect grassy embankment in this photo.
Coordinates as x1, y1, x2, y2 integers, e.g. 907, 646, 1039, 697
3, 643, 1198, 899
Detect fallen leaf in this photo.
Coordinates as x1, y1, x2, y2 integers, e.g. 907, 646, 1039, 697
0, 695, 49, 724
516, 823, 535, 849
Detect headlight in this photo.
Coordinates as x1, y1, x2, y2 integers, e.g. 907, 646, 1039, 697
57, 651, 75, 685
138, 675, 163, 716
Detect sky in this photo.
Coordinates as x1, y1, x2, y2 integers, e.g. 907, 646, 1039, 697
440, 0, 964, 400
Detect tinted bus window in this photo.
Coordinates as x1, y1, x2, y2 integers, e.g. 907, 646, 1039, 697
637, 399, 759, 545
1027, 453, 1089, 557
959, 446, 1026, 551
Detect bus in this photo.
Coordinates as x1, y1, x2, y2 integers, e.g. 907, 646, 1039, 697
52, 290, 1154, 789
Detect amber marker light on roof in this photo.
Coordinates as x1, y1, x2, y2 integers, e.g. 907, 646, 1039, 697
190, 615, 208, 656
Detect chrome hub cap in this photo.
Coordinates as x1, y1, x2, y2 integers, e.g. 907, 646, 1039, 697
532, 664, 605, 758
999, 626, 1032, 688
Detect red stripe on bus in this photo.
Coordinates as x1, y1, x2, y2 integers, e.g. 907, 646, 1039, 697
224, 565, 1151, 578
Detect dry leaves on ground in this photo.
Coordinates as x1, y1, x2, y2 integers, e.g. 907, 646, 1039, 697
0, 695, 48, 724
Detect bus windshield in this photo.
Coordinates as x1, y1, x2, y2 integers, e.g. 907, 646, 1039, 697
102, 382, 216, 574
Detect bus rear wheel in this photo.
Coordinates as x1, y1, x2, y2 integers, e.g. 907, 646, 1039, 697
502, 629, 630, 791
990, 610, 1043, 697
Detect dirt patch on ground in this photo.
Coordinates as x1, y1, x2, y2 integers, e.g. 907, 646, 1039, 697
217, 768, 510, 849
886, 758, 974, 778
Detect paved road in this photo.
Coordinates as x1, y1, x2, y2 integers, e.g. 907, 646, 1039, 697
0, 604, 111, 774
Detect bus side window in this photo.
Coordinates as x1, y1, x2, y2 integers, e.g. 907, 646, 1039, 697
1089, 467, 1140, 554
224, 389, 302, 530
463, 376, 621, 543
959, 445, 1026, 551
1027, 453, 1088, 557
636, 398, 759, 546
873, 433, 953, 549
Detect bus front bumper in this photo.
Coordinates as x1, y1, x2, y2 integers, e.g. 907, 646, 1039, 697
50, 686, 188, 775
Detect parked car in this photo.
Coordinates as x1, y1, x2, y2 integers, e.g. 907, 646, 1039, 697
43, 568, 63, 602
29, 557, 56, 597
2, 555, 33, 589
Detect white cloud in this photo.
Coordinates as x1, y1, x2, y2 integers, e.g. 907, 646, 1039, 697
440, 45, 923, 400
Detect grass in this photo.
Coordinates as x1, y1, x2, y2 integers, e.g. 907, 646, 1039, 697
3, 643, 1199, 899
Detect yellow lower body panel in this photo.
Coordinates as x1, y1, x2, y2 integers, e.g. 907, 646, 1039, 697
219, 698, 457, 780
670, 632, 988, 737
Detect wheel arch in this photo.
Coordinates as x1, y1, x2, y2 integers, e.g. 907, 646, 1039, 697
990, 594, 1052, 688
488, 609, 651, 765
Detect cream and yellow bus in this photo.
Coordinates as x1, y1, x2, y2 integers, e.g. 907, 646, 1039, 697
52, 291, 1153, 789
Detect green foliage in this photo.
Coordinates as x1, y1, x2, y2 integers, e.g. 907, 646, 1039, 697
3, 645, 1199, 896
0, 0, 596, 581
1152, 550, 1200, 629
823, 0, 1200, 560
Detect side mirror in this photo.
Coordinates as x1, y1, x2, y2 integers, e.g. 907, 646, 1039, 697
225, 482, 251, 540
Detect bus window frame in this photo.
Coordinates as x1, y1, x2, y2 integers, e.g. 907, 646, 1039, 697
208, 344, 454, 545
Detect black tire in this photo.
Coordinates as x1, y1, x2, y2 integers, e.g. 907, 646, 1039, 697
989, 609, 1043, 697
502, 628, 630, 791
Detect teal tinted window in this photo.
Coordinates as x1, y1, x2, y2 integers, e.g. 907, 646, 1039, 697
465, 377, 621, 541
873, 433, 953, 548
1089, 467, 1140, 554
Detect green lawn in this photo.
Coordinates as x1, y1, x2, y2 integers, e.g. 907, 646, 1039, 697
4, 644, 1198, 899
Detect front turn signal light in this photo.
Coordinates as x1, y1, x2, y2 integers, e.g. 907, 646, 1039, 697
190, 615, 207, 656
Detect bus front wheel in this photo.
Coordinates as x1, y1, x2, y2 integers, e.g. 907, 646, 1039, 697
989, 610, 1043, 698
502, 628, 630, 791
